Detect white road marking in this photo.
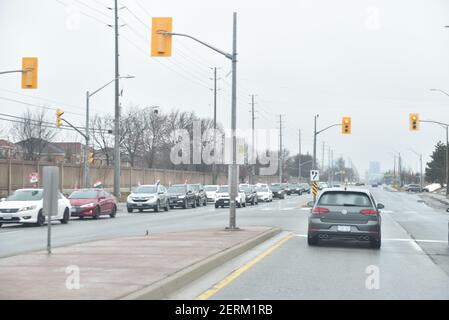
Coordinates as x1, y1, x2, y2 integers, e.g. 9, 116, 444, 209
0, 230, 24, 236
409, 241, 424, 252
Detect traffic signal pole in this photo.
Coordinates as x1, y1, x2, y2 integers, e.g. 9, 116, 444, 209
84, 91, 90, 188
161, 13, 239, 230
113, 0, 121, 199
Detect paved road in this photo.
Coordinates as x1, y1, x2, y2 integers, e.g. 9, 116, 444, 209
205, 187, 449, 299
0, 194, 310, 258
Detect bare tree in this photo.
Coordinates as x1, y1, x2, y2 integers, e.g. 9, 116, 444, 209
121, 108, 145, 167
12, 109, 56, 161
142, 108, 168, 168
90, 114, 114, 165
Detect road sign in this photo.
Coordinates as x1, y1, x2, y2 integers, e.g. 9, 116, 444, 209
43, 166, 59, 254
311, 181, 318, 199
29, 172, 39, 184
310, 170, 319, 182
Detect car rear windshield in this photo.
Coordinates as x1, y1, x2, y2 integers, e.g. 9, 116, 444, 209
168, 185, 186, 193
6, 190, 43, 201
135, 186, 157, 194
318, 191, 373, 207
69, 190, 98, 199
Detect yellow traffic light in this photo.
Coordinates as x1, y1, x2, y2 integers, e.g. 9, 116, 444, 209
409, 113, 419, 131
88, 152, 94, 164
21, 57, 38, 89
56, 109, 64, 128
342, 117, 351, 134
151, 17, 173, 57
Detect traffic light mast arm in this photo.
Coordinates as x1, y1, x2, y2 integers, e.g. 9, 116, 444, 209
420, 120, 449, 127
160, 32, 233, 60
0, 69, 28, 75
61, 118, 88, 140
316, 123, 342, 136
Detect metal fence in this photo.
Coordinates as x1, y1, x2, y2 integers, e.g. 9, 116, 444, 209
0, 159, 279, 196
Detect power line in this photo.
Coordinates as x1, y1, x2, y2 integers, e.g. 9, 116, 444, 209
0, 96, 85, 117
54, 0, 111, 26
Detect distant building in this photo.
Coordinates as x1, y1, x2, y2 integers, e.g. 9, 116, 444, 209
16, 138, 65, 162
368, 161, 382, 183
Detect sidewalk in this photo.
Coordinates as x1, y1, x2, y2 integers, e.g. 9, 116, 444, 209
0, 227, 279, 300
422, 193, 449, 206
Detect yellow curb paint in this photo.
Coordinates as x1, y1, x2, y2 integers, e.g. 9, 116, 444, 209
197, 233, 294, 300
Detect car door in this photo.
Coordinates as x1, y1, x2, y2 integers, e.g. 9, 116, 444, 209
99, 191, 109, 214
57, 192, 65, 220
160, 186, 168, 207
104, 191, 113, 213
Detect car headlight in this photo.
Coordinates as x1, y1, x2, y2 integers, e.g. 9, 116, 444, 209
19, 205, 37, 212
127, 195, 132, 202
80, 203, 95, 208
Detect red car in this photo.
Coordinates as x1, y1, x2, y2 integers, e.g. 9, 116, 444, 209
68, 189, 117, 219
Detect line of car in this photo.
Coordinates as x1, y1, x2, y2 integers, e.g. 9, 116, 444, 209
0, 181, 311, 228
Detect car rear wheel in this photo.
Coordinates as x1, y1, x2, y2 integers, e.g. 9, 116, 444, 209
0, 223, 2, 228
215, 204, 219, 208
182, 199, 187, 209
164, 201, 169, 212
370, 237, 381, 249
192, 200, 196, 208
307, 235, 319, 246
93, 206, 100, 219
110, 205, 117, 218
127, 208, 133, 213
203, 199, 207, 206
36, 210, 45, 227
60, 208, 70, 224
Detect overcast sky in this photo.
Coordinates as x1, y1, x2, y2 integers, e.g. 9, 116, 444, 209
1, 0, 449, 176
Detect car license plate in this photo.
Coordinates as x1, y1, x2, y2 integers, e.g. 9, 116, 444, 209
3, 214, 12, 220
137, 203, 143, 206
337, 226, 351, 232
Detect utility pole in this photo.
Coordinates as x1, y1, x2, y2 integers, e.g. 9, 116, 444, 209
229, 12, 238, 230
328, 146, 331, 184
84, 91, 90, 188
278, 115, 284, 183
298, 129, 301, 183
330, 149, 334, 185
313, 114, 319, 170
212, 67, 218, 184
321, 141, 325, 172
113, 0, 121, 198
250, 94, 256, 184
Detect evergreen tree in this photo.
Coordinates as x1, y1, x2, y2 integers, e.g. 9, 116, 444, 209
425, 141, 447, 187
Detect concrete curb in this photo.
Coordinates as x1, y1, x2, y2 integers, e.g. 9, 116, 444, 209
422, 193, 449, 206
121, 227, 282, 300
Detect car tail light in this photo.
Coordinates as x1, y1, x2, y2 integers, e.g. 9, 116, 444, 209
360, 209, 377, 216
312, 207, 330, 214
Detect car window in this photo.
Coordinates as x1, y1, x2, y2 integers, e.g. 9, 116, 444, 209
135, 186, 157, 194
69, 190, 98, 199
6, 190, 43, 201
318, 191, 373, 207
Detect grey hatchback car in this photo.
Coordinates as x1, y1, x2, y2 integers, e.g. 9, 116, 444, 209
307, 188, 383, 249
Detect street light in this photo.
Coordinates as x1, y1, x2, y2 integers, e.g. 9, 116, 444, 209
409, 148, 423, 190
85, 75, 135, 188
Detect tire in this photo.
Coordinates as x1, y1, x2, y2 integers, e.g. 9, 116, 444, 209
182, 199, 188, 209
93, 206, 100, 219
60, 208, 70, 224
127, 208, 133, 213
154, 201, 160, 212
251, 199, 255, 206
370, 237, 381, 249
79, 216, 84, 220
36, 210, 45, 227
110, 205, 117, 218
170, 206, 174, 209
0, 223, 3, 228
138, 209, 144, 213
243, 202, 246, 207
192, 199, 197, 208
237, 202, 241, 208
203, 199, 207, 206
307, 235, 319, 246
164, 201, 169, 212
215, 204, 219, 209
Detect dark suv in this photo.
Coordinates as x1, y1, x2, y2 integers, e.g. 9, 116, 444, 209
307, 188, 383, 249
280, 183, 292, 195
167, 184, 196, 209
239, 184, 258, 205
190, 184, 207, 206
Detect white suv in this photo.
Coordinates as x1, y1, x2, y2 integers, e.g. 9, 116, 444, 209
0, 189, 71, 227
214, 185, 246, 208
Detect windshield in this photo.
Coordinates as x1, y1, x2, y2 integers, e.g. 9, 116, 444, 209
204, 186, 218, 191
256, 187, 269, 192
240, 186, 251, 192
318, 192, 372, 207
6, 190, 43, 201
69, 190, 98, 199
168, 185, 186, 193
190, 185, 200, 192
218, 186, 228, 193
134, 186, 157, 194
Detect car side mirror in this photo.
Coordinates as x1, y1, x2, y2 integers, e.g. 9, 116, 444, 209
306, 201, 315, 207
377, 203, 385, 210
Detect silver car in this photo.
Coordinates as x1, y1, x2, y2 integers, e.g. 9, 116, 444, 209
307, 188, 383, 249
127, 184, 170, 213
